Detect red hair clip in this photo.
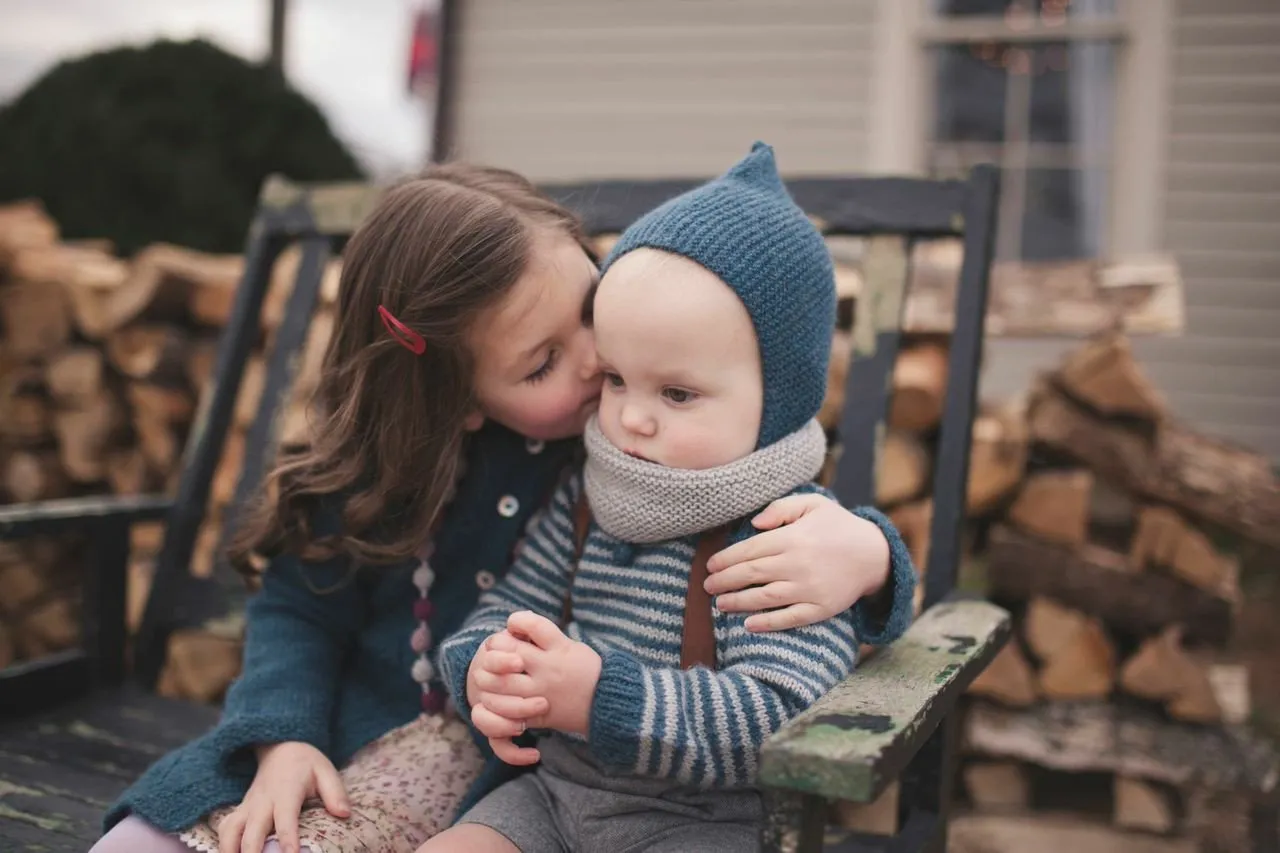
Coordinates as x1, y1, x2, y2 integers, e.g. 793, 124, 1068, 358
378, 305, 427, 355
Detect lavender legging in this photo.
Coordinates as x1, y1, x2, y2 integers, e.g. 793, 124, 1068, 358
89, 815, 317, 853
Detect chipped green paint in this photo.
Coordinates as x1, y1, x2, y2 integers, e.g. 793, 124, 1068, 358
759, 599, 1010, 804
851, 236, 909, 358
0, 803, 70, 833
950, 212, 965, 231
0, 780, 41, 798
258, 174, 382, 236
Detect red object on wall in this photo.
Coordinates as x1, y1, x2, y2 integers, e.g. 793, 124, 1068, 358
407, 5, 439, 97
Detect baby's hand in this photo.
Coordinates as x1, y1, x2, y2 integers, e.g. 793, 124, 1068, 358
506, 611, 602, 737
467, 631, 546, 766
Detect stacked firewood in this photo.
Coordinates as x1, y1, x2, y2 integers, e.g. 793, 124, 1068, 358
0, 199, 337, 696
956, 334, 1280, 853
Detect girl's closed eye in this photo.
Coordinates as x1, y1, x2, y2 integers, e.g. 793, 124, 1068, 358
524, 349, 559, 384
662, 387, 698, 404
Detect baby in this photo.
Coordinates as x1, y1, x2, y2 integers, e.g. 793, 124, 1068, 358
427, 142, 914, 852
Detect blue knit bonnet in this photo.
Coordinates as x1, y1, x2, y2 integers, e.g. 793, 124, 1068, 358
599, 141, 836, 448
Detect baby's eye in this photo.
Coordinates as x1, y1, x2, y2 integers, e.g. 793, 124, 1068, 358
604, 372, 624, 389
663, 387, 696, 404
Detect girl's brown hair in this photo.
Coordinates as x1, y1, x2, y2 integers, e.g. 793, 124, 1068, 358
229, 162, 588, 573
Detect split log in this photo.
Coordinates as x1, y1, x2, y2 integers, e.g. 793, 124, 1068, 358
1056, 332, 1165, 420
1029, 388, 1280, 550
52, 391, 126, 482
0, 367, 51, 444
131, 521, 166, 557
212, 430, 245, 507
986, 526, 1234, 645
950, 814, 1195, 853
106, 447, 151, 495
1129, 506, 1239, 602
963, 762, 1031, 811
8, 242, 128, 291
189, 519, 223, 579
0, 557, 46, 615
133, 413, 179, 474
889, 340, 948, 433
89, 243, 206, 336
156, 628, 242, 704
105, 325, 189, 384
185, 337, 220, 391
0, 280, 72, 358
877, 430, 931, 507
967, 640, 1039, 707
0, 622, 12, 669
45, 347, 105, 405
966, 400, 1030, 516
182, 251, 246, 327
888, 500, 932, 580
294, 307, 334, 399
1114, 777, 1175, 834
128, 382, 196, 427
234, 357, 266, 429
1006, 470, 1093, 546
279, 399, 314, 448
127, 556, 154, 635
1024, 597, 1115, 700
1120, 626, 1225, 724
4, 451, 70, 502
0, 200, 58, 264
963, 699, 1280, 795
17, 597, 78, 657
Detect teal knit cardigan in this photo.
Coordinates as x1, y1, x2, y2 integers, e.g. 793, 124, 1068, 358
104, 422, 578, 833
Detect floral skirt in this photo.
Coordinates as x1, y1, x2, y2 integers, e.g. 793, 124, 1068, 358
178, 712, 484, 853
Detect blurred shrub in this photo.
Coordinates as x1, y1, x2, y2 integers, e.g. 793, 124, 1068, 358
0, 38, 364, 254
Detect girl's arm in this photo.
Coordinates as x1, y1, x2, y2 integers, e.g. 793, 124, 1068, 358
707, 486, 917, 645
214, 542, 365, 758
436, 475, 580, 718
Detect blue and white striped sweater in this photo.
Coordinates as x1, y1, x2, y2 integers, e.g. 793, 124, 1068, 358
439, 471, 913, 789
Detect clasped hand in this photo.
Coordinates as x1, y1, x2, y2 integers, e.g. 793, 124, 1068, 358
465, 611, 602, 765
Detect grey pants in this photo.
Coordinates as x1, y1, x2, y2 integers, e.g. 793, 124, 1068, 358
459, 737, 763, 853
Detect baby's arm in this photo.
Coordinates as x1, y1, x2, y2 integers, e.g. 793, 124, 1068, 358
436, 474, 581, 718
587, 608, 859, 788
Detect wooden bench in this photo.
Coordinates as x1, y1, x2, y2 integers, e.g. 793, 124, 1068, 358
0, 165, 1008, 853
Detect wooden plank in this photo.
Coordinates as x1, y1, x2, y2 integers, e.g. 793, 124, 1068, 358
964, 700, 1280, 796
949, 813, 1197, 853
985, 525, 1234, 645
759, 598, 1010, 804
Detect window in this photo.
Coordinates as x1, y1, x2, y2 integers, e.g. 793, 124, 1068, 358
923, 0, 1127, 262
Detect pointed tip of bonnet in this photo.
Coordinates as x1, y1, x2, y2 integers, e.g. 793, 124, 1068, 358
724, 141, 785, 194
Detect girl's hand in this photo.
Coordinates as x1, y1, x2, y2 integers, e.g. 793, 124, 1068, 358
704, 493, 890, 632
216, 741, 348, 853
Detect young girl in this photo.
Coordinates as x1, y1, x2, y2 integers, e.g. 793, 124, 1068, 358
92, 162, 904, 853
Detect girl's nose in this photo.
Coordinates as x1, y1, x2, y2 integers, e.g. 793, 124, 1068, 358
576, 329, 600, 381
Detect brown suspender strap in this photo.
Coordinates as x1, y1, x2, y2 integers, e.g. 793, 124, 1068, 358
560, 494, 722, 671
681, 526, 727, 671
559, 495, 593, 628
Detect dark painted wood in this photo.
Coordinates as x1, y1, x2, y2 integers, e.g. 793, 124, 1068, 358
0, 651, 91, 717
825, 811, 944, 853
0, 494, 170, 539
922, 164, 999, 609
542, 176, 972, 237
85, 520, 131, 689
431, 0, 462, 162
760, 788, 827, 853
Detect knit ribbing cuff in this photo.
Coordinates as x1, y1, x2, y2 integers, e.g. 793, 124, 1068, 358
210, 711, 331, 764
439, 634, 487, 727
850, 506, 917, 646
587, 648, 646, 771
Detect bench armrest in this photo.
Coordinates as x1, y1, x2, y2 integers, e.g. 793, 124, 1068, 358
0, 494, 172, 539
759, 596, 1010, 804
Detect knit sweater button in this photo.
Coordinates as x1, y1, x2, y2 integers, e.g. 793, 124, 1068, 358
525, 438, 545, 455
411, 623, 432, 654
411, 657, 435, 684
413, 598, 436, 621
475, 570, 496, 590
497, 495, 520, 517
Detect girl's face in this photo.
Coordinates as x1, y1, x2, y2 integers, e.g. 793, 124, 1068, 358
468, 227, 603, 441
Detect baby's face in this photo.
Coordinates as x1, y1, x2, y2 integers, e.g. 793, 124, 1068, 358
593, 248, 762, 470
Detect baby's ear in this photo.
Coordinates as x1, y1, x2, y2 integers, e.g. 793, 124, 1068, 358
463, 410, 485, 432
